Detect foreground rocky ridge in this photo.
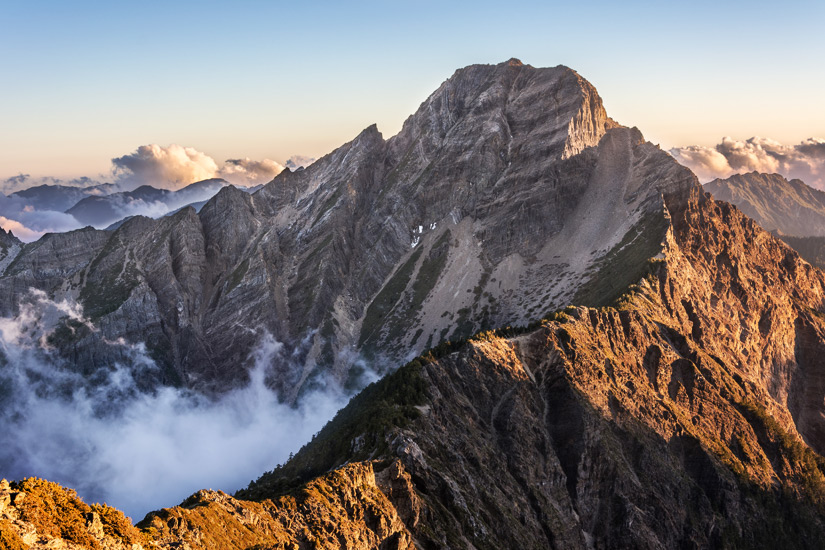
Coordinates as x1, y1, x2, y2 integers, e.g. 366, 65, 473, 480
5, 151, 825, 548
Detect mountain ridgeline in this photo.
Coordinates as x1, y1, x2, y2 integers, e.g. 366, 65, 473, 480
0, 59, 686, 400
706, 172, 825, 269
3, 60, 825, 548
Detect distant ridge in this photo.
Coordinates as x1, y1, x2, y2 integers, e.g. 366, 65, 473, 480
705, 172, 825, 237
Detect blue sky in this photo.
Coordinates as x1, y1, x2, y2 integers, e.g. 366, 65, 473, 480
1, 0, 823, 179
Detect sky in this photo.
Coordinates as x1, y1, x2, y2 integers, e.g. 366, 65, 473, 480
1, 0, 824, 182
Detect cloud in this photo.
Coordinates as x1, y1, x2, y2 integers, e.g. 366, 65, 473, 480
218, 158, 284, 186
112, 144, 220, 191
112, 144, 297, 190
285, 155, 317, 171
0, 290, 371, 521
0, 193, 84, 242
670, 137, 825, 189
0, 146, 311, 239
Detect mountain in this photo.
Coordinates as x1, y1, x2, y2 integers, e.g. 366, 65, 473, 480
5, 160, 825, 546
705, 172, 825, 237
3, 59, 825, 548
9, 183, 118, 212
705, 172, 825, 270
0, 59, 687, 399
65, 178, 229, 228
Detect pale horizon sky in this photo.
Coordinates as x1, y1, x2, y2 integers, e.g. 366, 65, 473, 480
2, 0, 824, 181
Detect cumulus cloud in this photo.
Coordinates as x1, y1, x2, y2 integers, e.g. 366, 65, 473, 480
112, 144, 220, 191
285, 155, 317, 171
111, 144, 297, 190
218, 157, 284, 186
0, 290, 371, 521
671, 137, 825, 189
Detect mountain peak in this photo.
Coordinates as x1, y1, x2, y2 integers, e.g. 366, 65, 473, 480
505, 57, 524, 66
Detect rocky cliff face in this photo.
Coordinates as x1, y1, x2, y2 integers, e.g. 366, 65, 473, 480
0, 59, 674, 399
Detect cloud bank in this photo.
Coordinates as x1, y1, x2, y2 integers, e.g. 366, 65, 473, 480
112, 144, 289, 190
218, 157, 284, 186
671, 137, 825, 189
0, 290, 368, 521
285, 155, 317, 172
0, 194, 84, 241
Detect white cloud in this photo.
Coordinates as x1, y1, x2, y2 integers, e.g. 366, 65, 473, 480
218, 157, 284, 186
112, 144, 297, 190
112, 144, 220, 191
285, 155, 317, 171
671, 137, 825, 189
0, 290, 371, 521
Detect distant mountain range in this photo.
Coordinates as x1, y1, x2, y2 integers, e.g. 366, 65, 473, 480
66, 178, 229, 228
10, 182, 119, 212
705, 172, 825, 237
2, 178, 262, 238
706, 172, 825, 269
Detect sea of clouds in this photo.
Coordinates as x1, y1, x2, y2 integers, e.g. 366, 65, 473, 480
0, 289, 362, 521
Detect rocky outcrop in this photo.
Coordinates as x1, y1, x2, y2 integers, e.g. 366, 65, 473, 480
0, 478, 146, 549
141, 462, 417, 550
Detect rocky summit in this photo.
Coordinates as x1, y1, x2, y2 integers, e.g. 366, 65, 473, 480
0, 59, 679, 400
3, 60, 825, 549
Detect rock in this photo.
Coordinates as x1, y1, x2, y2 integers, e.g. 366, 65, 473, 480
0, 60, 684, 403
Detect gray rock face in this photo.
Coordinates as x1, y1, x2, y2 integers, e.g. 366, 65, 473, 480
705, 171, 825, 237
0, 60, 692, 398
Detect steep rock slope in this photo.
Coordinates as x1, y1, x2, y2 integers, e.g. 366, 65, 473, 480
0, 59, 682, 398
